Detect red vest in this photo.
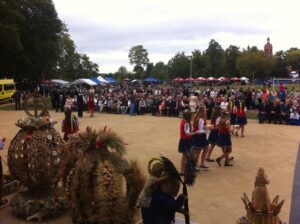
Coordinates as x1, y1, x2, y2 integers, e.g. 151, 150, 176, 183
180, 120, 191, 140
237, 108, 245, 117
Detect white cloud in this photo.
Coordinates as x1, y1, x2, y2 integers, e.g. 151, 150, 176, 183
53, 0, 300, 73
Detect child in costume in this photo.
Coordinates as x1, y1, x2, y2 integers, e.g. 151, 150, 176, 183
62, 109, 79, 141
192, 106, 209, 170
178, 110, 196, 175
235, 100, 247, 137
206, 106, 221, 162
87, 93, 95, 118
0, 137, 8, 207
137, 161, 166, 208
216, 112, 233, 167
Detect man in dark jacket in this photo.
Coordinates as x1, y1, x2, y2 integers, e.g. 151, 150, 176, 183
14, 89, 21, 110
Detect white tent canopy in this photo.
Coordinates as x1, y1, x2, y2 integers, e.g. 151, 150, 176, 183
97, 76, 109, 84
51, 79, 69, 85
240, 77, 249, 80
70, 78, 97, 86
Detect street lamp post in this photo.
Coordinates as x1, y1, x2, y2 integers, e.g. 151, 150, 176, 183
189, 55, 193, 86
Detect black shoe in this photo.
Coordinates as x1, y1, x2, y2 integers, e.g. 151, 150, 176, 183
216, 158, 222, 167
224, 162, 233, 167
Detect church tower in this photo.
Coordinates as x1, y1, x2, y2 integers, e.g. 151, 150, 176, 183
264, 37, 273, 58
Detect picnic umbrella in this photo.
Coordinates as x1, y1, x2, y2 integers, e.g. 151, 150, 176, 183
218, 77, 228, 81
185, 77, 194, 82
207, 77, 217, 81
174, 77, 184, 82
195, 77, 206, 81
230, 77, 240, 81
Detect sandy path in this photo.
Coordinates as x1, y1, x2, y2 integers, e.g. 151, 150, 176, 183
0, 111, 299, 224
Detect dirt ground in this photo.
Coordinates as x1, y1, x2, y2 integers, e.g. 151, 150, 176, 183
0, 111, 299, 224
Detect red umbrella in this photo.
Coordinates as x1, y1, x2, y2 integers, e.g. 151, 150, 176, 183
230, 77, 240, 81
195, 77, 206, 81
207, 77, 217, 81
218, 77, 228, 81
185, 77, 194, 82
174, 77, 184, 82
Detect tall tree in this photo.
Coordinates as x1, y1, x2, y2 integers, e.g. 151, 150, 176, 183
191, 50, 206, 76
286, 48, 300, 71
14, 0, 63, 81
272, 51, 287, 77
224, 45, 241, 77
57, 25, 81, 80
0, 0, 24, 77
128, 45, 149, 78
168, 52, 190, 79
145, 62, 153, 77
150, 61, 168, 80
204, 39, 224, 76
236, 51, 266, 80
79, 54, 99, 78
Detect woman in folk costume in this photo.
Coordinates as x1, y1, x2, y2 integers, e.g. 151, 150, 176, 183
206, 106, 221, 162
252, 167, 271, 212
216, 111, 233, 167
192, 106, 209, 170
62, 109, 79, 141
87, 92, 95, 118
235, 100, 247, 137
178, 110, 197, 175
189, 95, 199, 120
227, 97, 240, 136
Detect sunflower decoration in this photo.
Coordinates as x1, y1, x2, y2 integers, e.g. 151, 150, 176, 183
69, 126, 145, 224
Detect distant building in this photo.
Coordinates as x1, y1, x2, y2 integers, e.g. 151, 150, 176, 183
264, 37, 273, 58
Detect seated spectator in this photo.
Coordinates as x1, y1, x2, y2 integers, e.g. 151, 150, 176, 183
289, 110, 300, 125
258, 100, 268, 124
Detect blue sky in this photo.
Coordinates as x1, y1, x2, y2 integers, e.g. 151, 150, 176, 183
53, 0, 300, 73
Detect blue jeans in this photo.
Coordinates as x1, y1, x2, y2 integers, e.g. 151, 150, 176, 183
130, 103, 135, 116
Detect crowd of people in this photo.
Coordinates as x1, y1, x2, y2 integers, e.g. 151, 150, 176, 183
13, 83, 300, 126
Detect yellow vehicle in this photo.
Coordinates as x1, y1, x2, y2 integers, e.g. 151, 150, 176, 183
0, 79, 16, 101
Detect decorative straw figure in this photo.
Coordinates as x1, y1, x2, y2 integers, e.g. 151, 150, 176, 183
252, 167, 271, 212
136, 160, 166, 208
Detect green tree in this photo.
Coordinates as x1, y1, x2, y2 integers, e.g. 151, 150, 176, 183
0, 0, 24, 77
145, 63, 154, 77
236, 50, 266, 80
224, 45, 241, 77
150, 61, 168, 80
79, 54, 99, 78
286, 49, 300, 71
191, 50, 206, 77
114, 66, 128, 81
168, 52, 190, 79
57, 25, 81, 80
128, 45, 149, 78
204, 39, 224, 76
14, 0, 63, 81
272, 51, 287, 77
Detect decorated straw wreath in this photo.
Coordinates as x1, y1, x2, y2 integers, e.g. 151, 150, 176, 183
66, 126, 146, 224
7, 93, 68, 221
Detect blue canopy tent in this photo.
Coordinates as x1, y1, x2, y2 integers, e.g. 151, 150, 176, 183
143, 77, 160, 82
89, 77, 103, 85
105, 77, 118, 84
